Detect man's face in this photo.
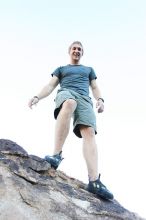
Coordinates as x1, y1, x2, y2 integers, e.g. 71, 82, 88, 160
69, 43, 83, 62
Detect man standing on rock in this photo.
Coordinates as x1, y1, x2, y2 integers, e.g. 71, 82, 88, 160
28, 41, 114, 200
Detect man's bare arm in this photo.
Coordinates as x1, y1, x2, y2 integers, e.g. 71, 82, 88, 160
28, 75, 59, 108
90, 79, 104, 113
36, 75, 59, 100
90, 79, 102, 101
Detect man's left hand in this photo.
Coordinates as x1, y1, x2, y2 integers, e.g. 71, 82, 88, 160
96, 99, 104, 113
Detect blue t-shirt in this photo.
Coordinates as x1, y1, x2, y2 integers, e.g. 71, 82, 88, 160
52, 64, 97, 96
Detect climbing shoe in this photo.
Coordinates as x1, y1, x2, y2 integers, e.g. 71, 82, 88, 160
87, 174, 114, 200
45, 151, 63, 169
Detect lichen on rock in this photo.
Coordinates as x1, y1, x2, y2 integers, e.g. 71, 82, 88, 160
0, 139, 145, 220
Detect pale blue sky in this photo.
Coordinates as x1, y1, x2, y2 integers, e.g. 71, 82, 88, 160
0, 0, 146, 218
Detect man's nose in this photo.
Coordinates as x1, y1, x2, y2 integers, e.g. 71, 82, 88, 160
75, 49, 80, 54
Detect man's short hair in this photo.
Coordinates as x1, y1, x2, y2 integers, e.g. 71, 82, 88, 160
68, 41, 84, 55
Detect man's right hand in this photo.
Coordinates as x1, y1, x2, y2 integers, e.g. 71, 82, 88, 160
28, 96, 39, 109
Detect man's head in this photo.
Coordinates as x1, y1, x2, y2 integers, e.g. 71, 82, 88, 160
68, 41, 84, 55
68, 41, 84, 64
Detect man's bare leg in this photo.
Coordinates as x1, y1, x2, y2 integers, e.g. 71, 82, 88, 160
53, 99, 77, 155
80, 126, 114, 200
80, 126, 98, 181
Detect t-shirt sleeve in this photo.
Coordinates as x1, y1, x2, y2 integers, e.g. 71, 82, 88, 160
51, 67, 61, 79
89, 67, 97, 81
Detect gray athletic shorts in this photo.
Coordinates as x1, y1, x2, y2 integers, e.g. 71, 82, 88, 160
54, 88, 97, 138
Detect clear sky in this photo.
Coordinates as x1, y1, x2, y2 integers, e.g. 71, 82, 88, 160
0, 0, 146, 218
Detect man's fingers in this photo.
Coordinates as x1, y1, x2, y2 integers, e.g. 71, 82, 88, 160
28, 99, 34, 109
96, 100, 104, 113
28, 97, 39, 109
98, 107, 103, 113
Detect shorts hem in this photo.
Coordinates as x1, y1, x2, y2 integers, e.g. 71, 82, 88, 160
73, 123, 97, 138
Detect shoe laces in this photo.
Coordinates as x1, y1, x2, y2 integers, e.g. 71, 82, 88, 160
53, 151, 64, 161
96, 174, 106, 189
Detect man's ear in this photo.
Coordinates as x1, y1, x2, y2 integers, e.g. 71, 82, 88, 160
81, 49, 84, 56
68, 46, 71, 54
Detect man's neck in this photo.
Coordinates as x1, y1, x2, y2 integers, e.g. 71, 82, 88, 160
70, 60, 80, 65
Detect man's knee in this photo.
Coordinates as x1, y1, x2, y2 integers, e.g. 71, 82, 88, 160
62, 99, 77, 111
80, 126, 95, 138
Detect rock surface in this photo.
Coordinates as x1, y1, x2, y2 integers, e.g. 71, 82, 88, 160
0, 139, 145, 220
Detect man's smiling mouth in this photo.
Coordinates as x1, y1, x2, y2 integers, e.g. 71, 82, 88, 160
73, 52, 80, 57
